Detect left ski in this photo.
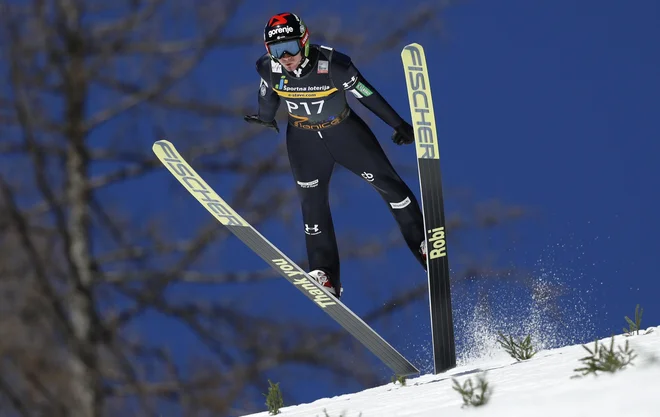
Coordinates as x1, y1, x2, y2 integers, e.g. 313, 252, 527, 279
152, 139, 419, 377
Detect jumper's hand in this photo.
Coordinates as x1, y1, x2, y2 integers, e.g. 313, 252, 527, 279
391, 122, 415, 145
244, 115, 280, 133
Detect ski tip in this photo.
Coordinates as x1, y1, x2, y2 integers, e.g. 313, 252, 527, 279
152, 139, 173, 151
401, 42, 424, 55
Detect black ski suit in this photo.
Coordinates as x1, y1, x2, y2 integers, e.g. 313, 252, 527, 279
253, 44, 425, 290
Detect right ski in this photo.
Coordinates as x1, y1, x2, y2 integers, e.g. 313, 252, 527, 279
152, 139, 419, 377
401, 43, 457, 374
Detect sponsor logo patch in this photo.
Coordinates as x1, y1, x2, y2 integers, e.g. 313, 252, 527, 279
355, 82, 373, 97
268, 26, 294, 38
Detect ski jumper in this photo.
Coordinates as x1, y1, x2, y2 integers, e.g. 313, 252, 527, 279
255, 44, 426, 287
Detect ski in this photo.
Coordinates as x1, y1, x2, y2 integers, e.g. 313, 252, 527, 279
152, 139, 419, 377
401, 43, 457, 374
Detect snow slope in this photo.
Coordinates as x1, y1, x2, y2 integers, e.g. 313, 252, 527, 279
242, 326, 660, 417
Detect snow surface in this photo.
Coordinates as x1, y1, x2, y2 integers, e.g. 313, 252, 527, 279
242, 326, 660, 417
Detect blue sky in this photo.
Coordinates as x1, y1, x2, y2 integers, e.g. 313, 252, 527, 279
99, 0, 660, 411
432, 0, 659, 327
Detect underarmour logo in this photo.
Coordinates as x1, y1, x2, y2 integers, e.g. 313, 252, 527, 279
305, 224, 321, 235
361, 172, 374, 182
342, 75, 358, 89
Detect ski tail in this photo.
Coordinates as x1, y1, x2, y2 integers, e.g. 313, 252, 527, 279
401, 42, 457, 374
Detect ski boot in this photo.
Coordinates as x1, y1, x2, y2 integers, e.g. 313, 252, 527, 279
308, 269, 343, 298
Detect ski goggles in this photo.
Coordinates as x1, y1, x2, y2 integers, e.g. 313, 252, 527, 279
267, 39, 302, 59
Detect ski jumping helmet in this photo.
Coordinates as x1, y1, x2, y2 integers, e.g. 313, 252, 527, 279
264, 12, 310, 60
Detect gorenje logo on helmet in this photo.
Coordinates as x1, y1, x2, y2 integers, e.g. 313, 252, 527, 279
268, 26, 294, 38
